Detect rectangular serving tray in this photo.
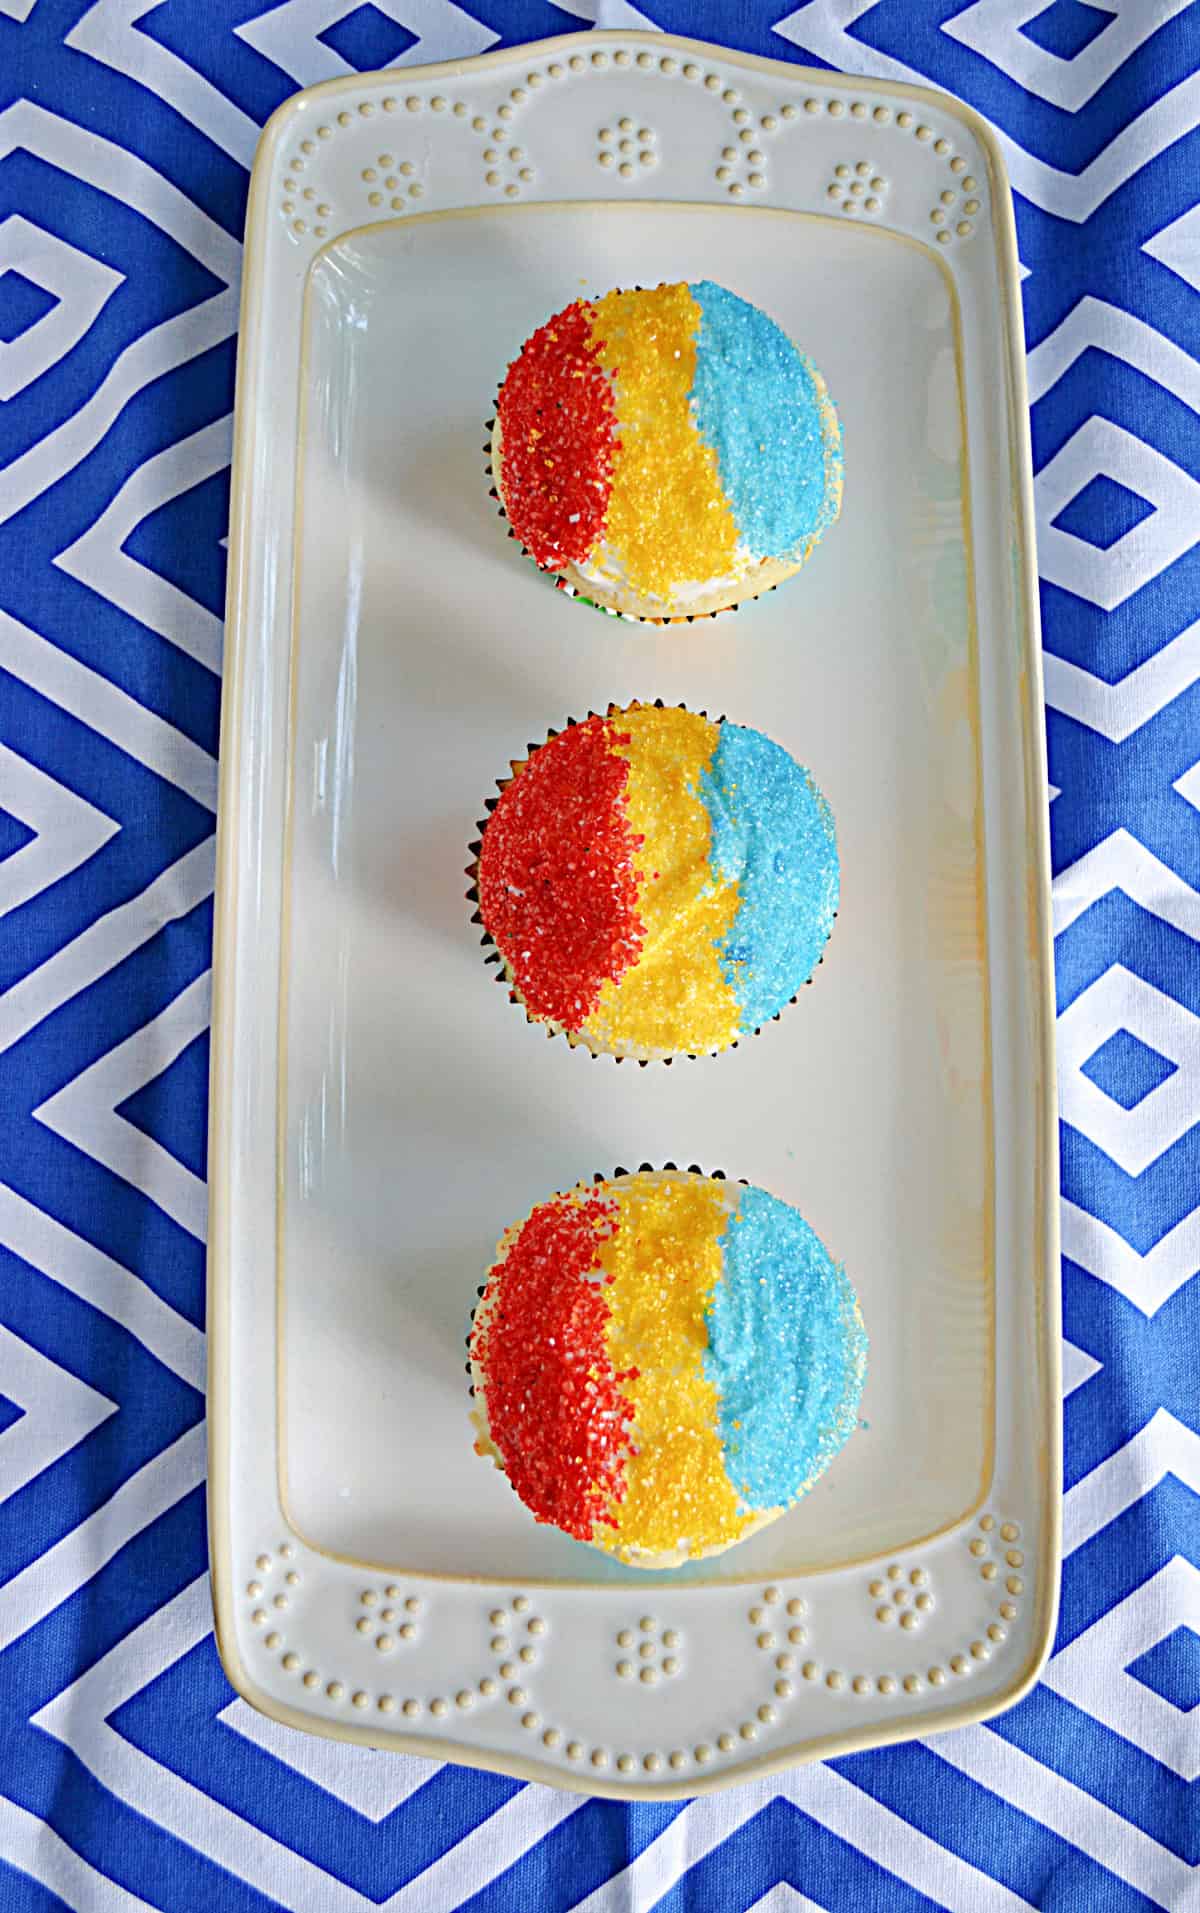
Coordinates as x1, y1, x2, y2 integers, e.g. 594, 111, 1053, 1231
209, 31, 1060, 1796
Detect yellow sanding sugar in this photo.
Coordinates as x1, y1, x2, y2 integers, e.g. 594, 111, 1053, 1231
586, 285, 741, 600
597, 1175, 752, 1559
585, 704, 741, 1056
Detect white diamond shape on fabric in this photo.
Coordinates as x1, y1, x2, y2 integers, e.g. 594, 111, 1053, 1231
772, 4, 1200, 225
0, 1321, 116, 1503
33, 971, 210, 1241
0, 105, 239, 529
926, 1418, 1200, 1909
943, 0, 1189, 113
1172, 758, 1200, 816
54, 417, 230, 677
1043, 613, 1200, 746
0, 1796, 159, 1913
1143, 200, 1200, 295
0, 740, 119, 918
1035, 417, 1200, 611
64, 0, 261, 169
217, 1698, 436, 1820
568, 1759, 1032, 1912
0, 214, 124, 402
1058, 964, 1200, 1175
568, 0, 661, 26
1043, 1556, 1200, 1781
33, 1574, 1054, 1913
746, 1890, 827, 1913
236, 0, 496, 84
1062, 1337, 1102, 1397
32, 1577, 583, 1913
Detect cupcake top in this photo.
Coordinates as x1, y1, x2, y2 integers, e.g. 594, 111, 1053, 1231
475, 702, 839, 1058
469, 1170, 867, 1566
493, 281, 842, 617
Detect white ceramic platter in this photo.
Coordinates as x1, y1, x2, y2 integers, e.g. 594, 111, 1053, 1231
209, 32, 1059, 1796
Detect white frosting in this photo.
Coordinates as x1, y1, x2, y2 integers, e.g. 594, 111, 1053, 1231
573, 539, 759, 611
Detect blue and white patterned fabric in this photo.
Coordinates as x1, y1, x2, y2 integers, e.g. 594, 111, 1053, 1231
0, 3, 1197, 1908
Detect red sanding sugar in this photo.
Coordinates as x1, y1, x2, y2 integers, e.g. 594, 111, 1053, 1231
495, 300, 616, 570
477, 717, 645, 1032
471, 1194, 635, 1539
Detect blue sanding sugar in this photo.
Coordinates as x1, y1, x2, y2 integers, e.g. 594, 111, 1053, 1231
704, 1185, 868, 1512
700, 721, 839, 1033
687, 281, 841, 561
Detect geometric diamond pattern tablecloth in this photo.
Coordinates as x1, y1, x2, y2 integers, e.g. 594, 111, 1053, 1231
0, 4, 1197, 1908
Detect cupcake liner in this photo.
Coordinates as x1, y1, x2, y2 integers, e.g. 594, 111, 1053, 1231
485, 410, 774, 627
466, 704, 835, 1062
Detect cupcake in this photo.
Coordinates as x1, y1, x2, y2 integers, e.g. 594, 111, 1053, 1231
470, 701, 839, 1060
491, 281, 842, 621
469, 1169, 867, 1568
